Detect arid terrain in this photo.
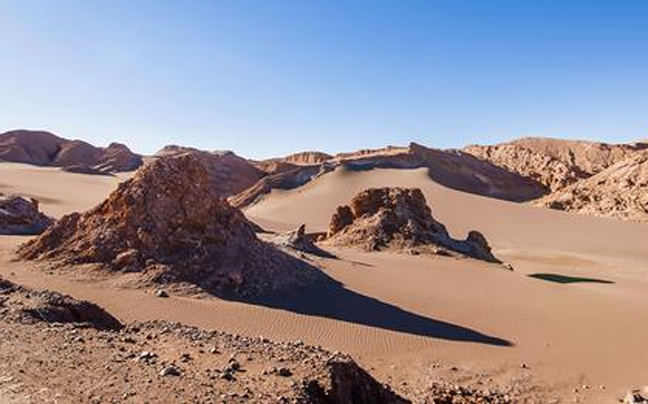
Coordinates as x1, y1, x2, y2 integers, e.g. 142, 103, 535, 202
1, 131, 648, 403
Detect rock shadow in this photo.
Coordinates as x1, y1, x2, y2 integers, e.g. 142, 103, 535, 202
241, 264, 512, 347
529, 273, 614, 285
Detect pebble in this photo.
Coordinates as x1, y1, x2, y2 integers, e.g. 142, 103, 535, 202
155, 290, 169, 298
159, 365, 181, 377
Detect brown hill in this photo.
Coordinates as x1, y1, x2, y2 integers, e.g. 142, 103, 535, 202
0, 130, 142, 173
18, 154, 319, 297
0, 194, 53, 235
537, 151, 648, 222
464, 137, 647, 192
324, 187, 500, 263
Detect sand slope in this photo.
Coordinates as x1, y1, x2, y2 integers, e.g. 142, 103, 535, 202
0, 162, 128, 218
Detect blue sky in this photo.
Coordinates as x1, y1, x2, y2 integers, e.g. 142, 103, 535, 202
1, 0, 647, 158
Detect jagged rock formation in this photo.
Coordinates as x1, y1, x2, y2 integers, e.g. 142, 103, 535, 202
0, 277, 122, 330
18, 154, 319, 297
324, 188, 499, 263
153, 147, 266, 197
0, 130, 142, 173
0, 194, 53, 235
464, 137, 648, 192
537, 151, 648, 222
271, 224, 334, 258
284, 151, 333, 165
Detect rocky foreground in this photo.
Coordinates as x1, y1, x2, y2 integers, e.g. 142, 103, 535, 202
0, 276, 516, 403
324, 188, 500, 263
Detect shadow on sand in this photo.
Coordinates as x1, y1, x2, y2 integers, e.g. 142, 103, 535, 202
243, 269, 512, 347
529, 273, 614, 285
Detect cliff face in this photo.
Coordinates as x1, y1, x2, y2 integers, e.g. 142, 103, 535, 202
464, 137, 647, 192
537, 151, 648, 222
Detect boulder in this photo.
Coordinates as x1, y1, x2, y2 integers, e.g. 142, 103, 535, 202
0, 194, 53, 235
272, 224, 335, 258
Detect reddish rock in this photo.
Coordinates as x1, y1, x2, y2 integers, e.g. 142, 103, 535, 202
537, 150, 648, 222
284, 151, 332, 165
153, 147, 266, 197
325, 187, 499, 263
0, 276, 122, 330
464, 137, 647, 192
271, 224, 335, 258
0, 194, 53, 235
0, 130, 142, 172
18, 154, 319, 297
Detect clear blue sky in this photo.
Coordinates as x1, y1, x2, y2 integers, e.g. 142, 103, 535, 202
1, 0, 647, 158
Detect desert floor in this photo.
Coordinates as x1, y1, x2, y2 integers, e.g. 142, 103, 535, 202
2, 162, 648, 402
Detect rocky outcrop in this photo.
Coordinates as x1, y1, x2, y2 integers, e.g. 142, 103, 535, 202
271, 224, 334, 258
537, 151, 648, 222
464, 137, 647, 192
305, 354, 405, 403
153, 147, 266, 198
324, 187, 499, 263
0, 130, 142, 173
284, 151, 332, 165
0, 277, 122, 330
18, 154, 319, 297
0, 194, 53, 235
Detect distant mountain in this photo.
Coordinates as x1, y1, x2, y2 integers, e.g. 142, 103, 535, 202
0, 130, 142, 173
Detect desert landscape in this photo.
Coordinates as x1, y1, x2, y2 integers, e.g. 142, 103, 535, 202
1, 129, 648, 403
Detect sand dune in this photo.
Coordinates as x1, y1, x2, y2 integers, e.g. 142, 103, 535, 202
0, 162, 128, 218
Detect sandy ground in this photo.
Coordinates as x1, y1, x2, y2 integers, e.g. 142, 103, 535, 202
0, 162, 129, 218
2, 162, 648, 402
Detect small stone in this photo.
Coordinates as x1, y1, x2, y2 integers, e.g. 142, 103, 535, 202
277, 367, 292, 377
155, 290, 169, 298
159, 365, 181, 377
624, 391, 648, 404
